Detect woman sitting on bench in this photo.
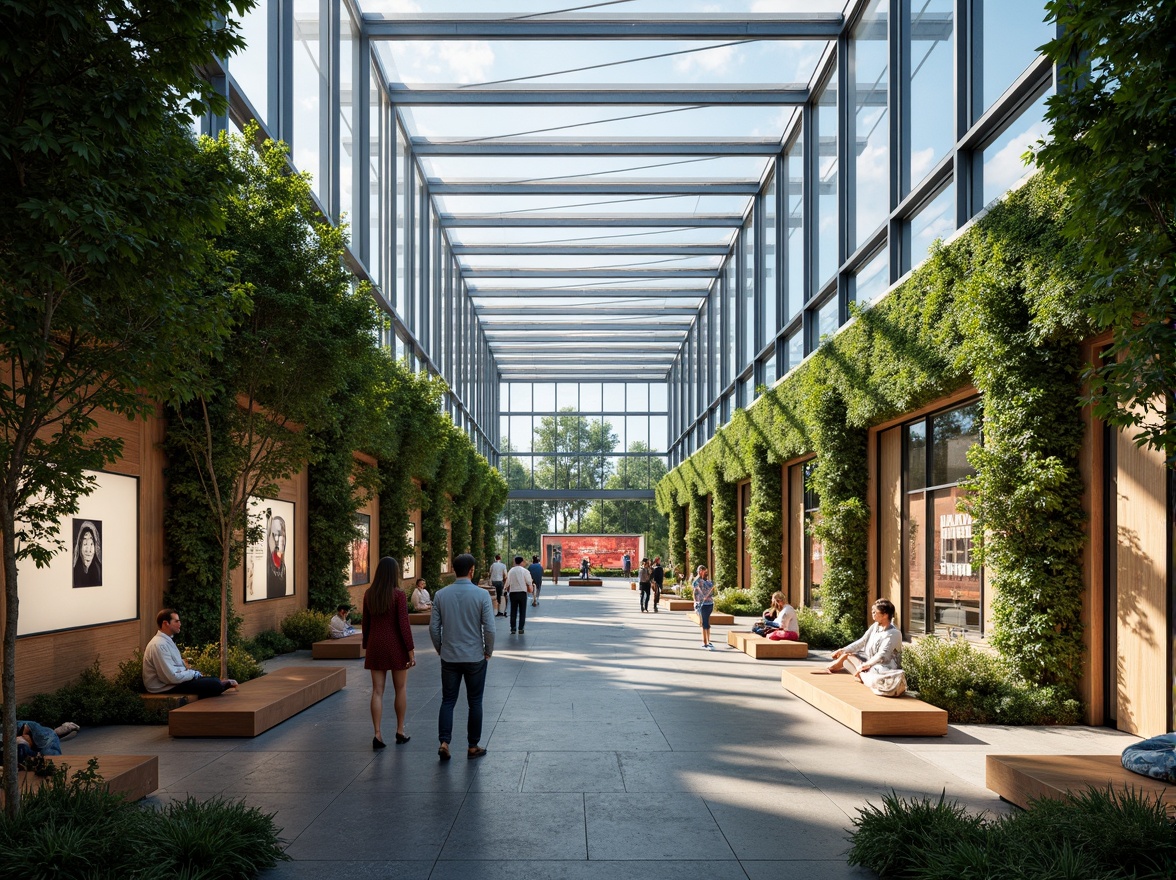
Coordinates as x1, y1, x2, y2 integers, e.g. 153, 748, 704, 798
756, 591, 799, 640
827, 598, 901, 687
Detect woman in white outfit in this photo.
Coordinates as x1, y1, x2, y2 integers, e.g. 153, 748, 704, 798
827, 598, 901, 688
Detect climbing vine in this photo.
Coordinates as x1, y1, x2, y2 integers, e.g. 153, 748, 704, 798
746, 443, 783, 609
710, 476, 738, 591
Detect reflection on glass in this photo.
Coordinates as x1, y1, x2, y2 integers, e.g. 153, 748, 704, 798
806, 510, 824, 610
905, 491, 926, 631
931, 402, 980, 486
906, 182, 954, 272
367, 64, 382, 285
907, 419, 927, 490
233, 1, 268, 127
395, 125, 406, 315
761, 351, 777, 391
338, 10, 354, 234
979, 89, 1051, 207
816, 81, 839, 286
292, 0, 322, 188
931, 486, 979, 632
853, 248, 889, 307
762, 172, 777, 348
852, 0, 889, 248
785, 135, 804, 321
906, 0, 954, 193
725, 256, 737, 387
815, 295, 839, 347
974, 0, 1053, 120
786, 331, 803, 373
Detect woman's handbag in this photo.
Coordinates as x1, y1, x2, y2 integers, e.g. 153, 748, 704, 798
868, 669, 907, 698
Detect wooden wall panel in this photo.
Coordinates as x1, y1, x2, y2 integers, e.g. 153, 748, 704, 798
1114, 428, 1168, 737
878, 427, 903, 611
237, 470, 309, 639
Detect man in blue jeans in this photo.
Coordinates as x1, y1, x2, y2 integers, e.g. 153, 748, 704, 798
528, 554, 544, 607
429, 553, 495, 761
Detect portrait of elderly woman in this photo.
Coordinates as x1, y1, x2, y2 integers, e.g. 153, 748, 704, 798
72, 520, 103, 588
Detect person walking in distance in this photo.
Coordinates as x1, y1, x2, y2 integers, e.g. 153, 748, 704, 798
622, 551, 632, 579
489, 553, 508, 617
505, 555, 534, 634
528, 554, 544, 607
552, 547, 562, 584
651, 556, 665, 613
637, 557, 653, 612
429, 553, 495, 761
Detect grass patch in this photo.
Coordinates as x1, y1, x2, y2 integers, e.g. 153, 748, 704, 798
847, 786, 1176, 879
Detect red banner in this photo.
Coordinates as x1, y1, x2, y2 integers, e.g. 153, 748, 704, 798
541, 534, 645, 571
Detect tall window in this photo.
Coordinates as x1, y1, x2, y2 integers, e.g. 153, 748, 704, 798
803, 461, 822, 609
851, 0, 889, 249
903, 401, 982, 635
903, 0, 954, 194
815, 79, 839, 288
785, 133, 804, 322
742, 216, 756, 366
761, 172, 777, 350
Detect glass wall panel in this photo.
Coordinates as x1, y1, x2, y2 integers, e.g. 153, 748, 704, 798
534, 383, 555, 411
509, 416, 532, 452
367, 63, 382, 285
851, 0, 889, 248
905, 0, 954, 193
603, 383, 624, 411
761, 351, 777, 391
853, 247, 889, 307
625, 415, 648, 450
507, 383, 529, 412
813, 295, 839, 348
233, 1, 268, 126
931, 486, 980, 631
931, 402, 980, 486
786, 330, 803, 373
904, 491, 926, 631
557, 383, 578, 411
761, 173, 777, 349
978, 89, 1051, 207
742, 217, 755, 365
395, 125, 406, 316
292, 0, 322, 186
650, 415, 667, 452
338, 10, 355, 233
785, 134, 804, 321
815, 80, 839, 287
725, 255, 737, 387
580, 383, 602, 412
649, 383, 667, 411
906, 182, 954, 272
974, 0, 1053, 119
628, 382, 648, 412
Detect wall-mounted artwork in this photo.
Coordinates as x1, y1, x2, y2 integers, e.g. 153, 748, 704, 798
245, 497, 296, 602
351, 513, 371, 585
402, 524, 416, 579
17, 470, 138, 636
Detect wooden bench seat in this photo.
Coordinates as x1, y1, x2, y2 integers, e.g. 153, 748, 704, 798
408, 611, 431, 625
5, 755, 158, 804
312, 633, 364, 659
779, 667, 947, 736
727, 630, 809, 659
168, 666, 346, 737
986, 754, 1176, 814
568, 578, 602, 586
667, 599, 695, 611
687, 610, 735, 626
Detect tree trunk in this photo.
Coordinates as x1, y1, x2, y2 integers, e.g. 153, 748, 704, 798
2, 504, 22, 817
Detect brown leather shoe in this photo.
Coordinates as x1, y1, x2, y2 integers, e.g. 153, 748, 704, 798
467, 746, 488, 760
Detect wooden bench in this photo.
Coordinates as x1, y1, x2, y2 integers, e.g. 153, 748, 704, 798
687, 610, 735, 626
312, 633, 364, 659
568, 578, 602, 586
986, 754, 1176, 814
168, 666, 346, 737
727, 630, 809, 659
667, 599, 695, 611
779, 667, 948, 736
4, 755, 158, 804
408, 611, 431, 625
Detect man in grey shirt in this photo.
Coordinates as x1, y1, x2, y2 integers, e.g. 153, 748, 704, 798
429, 553, 495, 761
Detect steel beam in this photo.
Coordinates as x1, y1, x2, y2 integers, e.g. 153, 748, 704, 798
508, 490, 656, 501
469, 289, 709, 298
363, 13, 844, 40
429, 179, 759, 196
411, 136, 782, 156
476, 307, 700, 317
388, 83, 808, 106
440, 213, 743, 227
451, 243, 730, 256
462, 267, 719, 279
482, 324, 689, 333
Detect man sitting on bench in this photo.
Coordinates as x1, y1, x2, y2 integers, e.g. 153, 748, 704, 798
143, 608, 238, 698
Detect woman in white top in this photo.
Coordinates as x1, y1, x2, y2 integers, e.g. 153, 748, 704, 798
410, 577, 432, 611
827, 598, 902, 686
762, 591, 799, 640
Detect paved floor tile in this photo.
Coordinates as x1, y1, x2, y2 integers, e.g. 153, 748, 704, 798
439, 792, 587, 860
584, 792, 734, 860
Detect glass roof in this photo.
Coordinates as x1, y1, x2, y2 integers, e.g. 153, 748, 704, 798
363, 0, 849, 379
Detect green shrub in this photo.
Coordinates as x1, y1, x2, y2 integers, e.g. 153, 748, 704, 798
796, 606, 858, 650
280, 608, 332, 648
14, 661, 166, 727
903, 636, 1081, 724
185, 643, 266, 682
0, 760, 288, 877
713, 587, 761, 616
847, 787, 1176, 880
241, 629, 297, 661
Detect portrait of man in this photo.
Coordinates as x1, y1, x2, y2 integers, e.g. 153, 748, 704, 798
72, 519, 103, 588
266, 514, 288, 599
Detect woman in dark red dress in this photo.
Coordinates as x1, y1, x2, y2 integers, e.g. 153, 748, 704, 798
363, 556, 415, 749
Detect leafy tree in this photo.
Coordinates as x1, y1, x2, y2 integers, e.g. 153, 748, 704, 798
165, 126, 379, 674
499, 446, 549, 556
533, 410, 617, 530
1036, 1, 1176, 463
0, 0, 249, 816
600, 442, 669, 554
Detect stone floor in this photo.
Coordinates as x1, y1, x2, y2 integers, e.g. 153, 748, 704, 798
67, 578, 1140, 879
